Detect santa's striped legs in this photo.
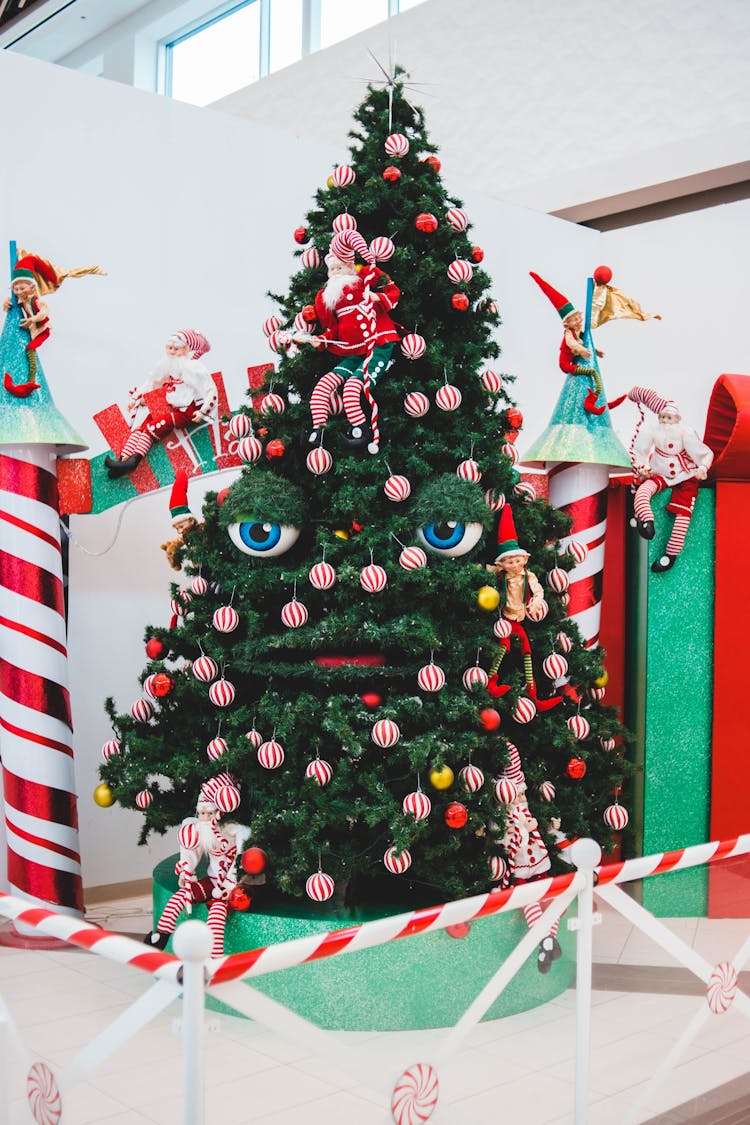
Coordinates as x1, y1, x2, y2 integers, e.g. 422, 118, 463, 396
342, 376, 367, 426
309, 371, 344, 430
207, 899, 229, 957
523, 901, 561, 973
633, 478, 659, 539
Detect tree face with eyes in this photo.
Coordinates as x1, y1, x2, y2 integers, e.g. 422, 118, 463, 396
102, 74, 629, 904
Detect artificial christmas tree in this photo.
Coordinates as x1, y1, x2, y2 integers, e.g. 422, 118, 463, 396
101, 72, 628, 926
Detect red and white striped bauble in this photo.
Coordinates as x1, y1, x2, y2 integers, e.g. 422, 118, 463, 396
306, 871, 335, 901
238, 436, 263, 463
309, 561, 337, 589
514, 481, 537, 501
209, 678, 236, 707
281, 599, 309, 628
484, 298, 499, 315
207, 736, 228, 761
540, 780, 556, 802
589, 685, 606, 702
706, 962, 738, 1014
135, 789, 152, 810
385, 133, 409, 157
567, 714, 590, 740
384, 846, 412, 874
480, 369, 503, 393
526, 598, 549, 622
460, 764, 485, 793
557, 631, 573, 653
27, 1061, 62, 1125
600, 736, 616, 752
170, 597, 186, 619
191, 575, 208, 596
130, 698, 153, 722
567, 539, 589, 564
101, 739, 120, 761
143, 674, 159, 699
603, 803, 629, 831
446, 207, 468, 231
543, 653, 568, 680
180, 589, 193, 608
493, 616, 513, 640
404, 391, 430, 417
384, 474, 412, 501
501, 442, 520, 466
266, 330, 288, 354
245, 727, 262, 749
447, 259, 473, 284
403, 790, 431, 820
547, 567, 570, 593
494, 776, 518, 804
193, 655, 218, 683
301, 247, 320, 269
417, 662, 446, 692
331, 164, 355, 187
372, 719, 400, 747
262, 316, 281, 338
228, 413, 251, 439
306, 447, 333, 475
360, 564, 387, 593
435, 383, 462, 411
215, 783, 241, 814
462, 665, 489, 691
401, 333, 426, 360
305, 758, 333, 786
332, 212, 357, 232
457, 458, 481, 482
260, 392, 285, 415
293, 312, 312, 334
258, 740, 285, 769
488, 854, 508, 883
178, 822, 200, 851
484, 489, 505, 512
391, 1062, 439, 1125
399, 546, 427, 571
213, 606, 239, 633
370, 236, 395, 261
513, 696, 537, 724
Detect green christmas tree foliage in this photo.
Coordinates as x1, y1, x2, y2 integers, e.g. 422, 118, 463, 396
102, 73, 629, 906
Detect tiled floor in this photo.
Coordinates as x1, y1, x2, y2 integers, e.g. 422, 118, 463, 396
2, 893, 750, 1124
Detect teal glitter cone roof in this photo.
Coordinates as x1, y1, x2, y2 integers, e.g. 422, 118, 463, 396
0, 303, 86, 453
523, 369, 630, 469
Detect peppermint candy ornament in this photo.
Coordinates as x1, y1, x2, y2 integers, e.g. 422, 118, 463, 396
494, 776, 518, 804
567, 714, 590, 740
293, 312, 312, 334
170, 597, 186, 620
258, 739, 285, 769
372, 719, 400, 747
460, 763, 485, 792
332, 212, 357, 232
135, 789, 152, 810
228, 413, 251, 439
488, 854, 508, 882
543, 653, 568, 680
266, 330, 289, 354
391, 1062, 439, 1125
238, 436, 263, 463
306, 871, 335, 901
707, 962, 738, 1014
306, 447, 333, 475
215, 783, 241, 814
27, 1061, 62, 1125
384, 474, 412, 501
557, 631, 573, 653
501, 441, 520, 466
448, 258, 473, 284
261, 315, 281, 338
207, 736, 228, 761
513, 696, 537, 723
404, 391, 430, 417
281, 599, 309, 628
385, 133, 409, 157
213, 606, 239, 633
484, 489, 505, 512
600, 736, 616, 752
384, 846, 412, 874
370, 236, 395, 261
417, 662, 446, 692
403, 790, 431, 820
514, 481, 537, 501
300, 247, 320, 269
191, 575, 208, 596
435, 383, 462, 411
567, 539, 589, 564
309, 561, 337, 589
360, 563, 387, 593
193, 655, 218, 683
399, 546, 427, 571
331, 164, 355, 187
526, 598, 549, 622
245, 727, 262, 749
603, 803, 629, 830
209, 678, 236, 707
260, 392, 285, 415
178, 822, 200, 851
481, 369, 503, 393
462, 665, 488, 691
540, 780, 556, 801
101, 739, 120, 761
130, 698, 153, 722
493, 616, 513, 640
547, 567, 570, 593
401, 333, 426, 360
143, 673, 160, 699
457, 458, 481, 482
446, 206, 468, 231
305, 758, 333, 786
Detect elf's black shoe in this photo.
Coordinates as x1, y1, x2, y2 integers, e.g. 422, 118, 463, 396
340, 421, 372, 448
652, 554, 676, 573
105, 453, 142, 478
302, 426, 325, 447
636, 517, 655, 540
144, 930, 169, 950
537, 935, 562, 973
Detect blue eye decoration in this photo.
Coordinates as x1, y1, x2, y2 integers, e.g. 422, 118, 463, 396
228, 520, 300, 558
417, 520, 484, 557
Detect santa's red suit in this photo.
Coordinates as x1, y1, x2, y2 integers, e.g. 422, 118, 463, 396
120, 354, 217, 460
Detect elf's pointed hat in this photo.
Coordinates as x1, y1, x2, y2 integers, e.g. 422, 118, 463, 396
13, 250, 106, 296
529, 271, 577, 322
168, 329, 210, 360
327, 229, 375, 267
495, 504, 529, 561
169, 469, 192, 526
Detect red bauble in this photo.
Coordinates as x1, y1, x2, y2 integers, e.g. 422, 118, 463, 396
302, 304, 317, 323
216, 487, 230, 506
593, 264, 613, 285
426, 155, 441, 172
266, 439, 285, 459
480, 708, 501, 731
451, 293, 469, 311
506, 408, 524, 430
361, 692, 382, 709
567, 757, 587, 779
151, 673, 174, 698
293, 226, 309, 245
383, 166, 401, 182
415, 212, 438, 233
145, 638, 164, 659
228, 886, 251, 911
471, 245, 484, 263
445, 802, 468, 829
241, 847, 268, 875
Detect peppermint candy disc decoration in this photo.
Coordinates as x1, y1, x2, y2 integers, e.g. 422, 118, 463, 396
258, 740, 285, 769
543, 653, 568, 680
170, 597, 186, 619
460, 763, 485, 793
238, 436, 263, 463
557, 631, 573, 653
706, 962, 738, 1014
306, 447, 333, 475
457, 458, 481, 483
370, 236, 395, 261
360, 564, 387, 593
403, 790, 431, 820
281, 599, 309, 628
513, 696, 537, 724
603, 803, 629, 830
305, 758, 333, 786
385, 133, 409, 157
306, 871, 335, 901
213, 606, 239, 633
372, 719, 400, 748
488, 854, 508, 882
384, 474, 412, 502
399, 546, 427, 571
567, 714, 590, 740
435, 383, 462, 411
404, 391, 430, 416
260, 392, 285, 415
526, 598, 549, 622
27, 1061, 62, 1125
540, 781, 556, 802
215, 783, 241, 814
143, 674, 159, 699
193, 655, 218, 683
135, 789, 152, 810
332, 212, 357, 232
228, 413, 251, 439
480, 369, 503, 393
494, 776, 518, 804
300, 247, 320, 269
547, 567, 570, 593
207, 736, 228, 761
245, 727, 262, 749
417, 662, 446, 692
447, 259, 473, 284
191, 575, 208, 596
331, 164, 355, 187
101, 739, 120, 762
209, 678, 236, 707
178, 822, 200, 851
309, 561, 337, 589
514, 481, 537, 501
401, 333, 426, 360
493, 616, 513, 640
262, 316, 281, 338
384, 846, 412, 874
568, 539, 589, 564
391, 1062, 439, 1125
130, 698, 153, 723
446, 206, 468, 231
462, 665, 488, 691
600, 736, 616, 752
484, 489, 505, 512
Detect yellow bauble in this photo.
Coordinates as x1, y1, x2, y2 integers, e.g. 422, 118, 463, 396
429, 765, 455, 790
93, 783, 115, 808
334, 529, 350, 541
595, 670, 609, 688
477, 585, 500, 612
327, 175, 335, 188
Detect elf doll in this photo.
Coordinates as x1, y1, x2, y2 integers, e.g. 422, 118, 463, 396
529, 271, 606, 416
161, 469, 201, 571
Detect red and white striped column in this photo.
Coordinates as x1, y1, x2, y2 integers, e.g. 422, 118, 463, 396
0, 446, 83, 915
548, 462, 609, 649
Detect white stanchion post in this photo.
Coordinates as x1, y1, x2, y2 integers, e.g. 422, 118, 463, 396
570, 838, 602, 1125
173, 920, 212, 1125
0, 1010, 8, 1125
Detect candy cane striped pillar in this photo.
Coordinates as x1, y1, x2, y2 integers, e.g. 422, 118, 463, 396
0, 446, 83, 916
549, 462, 609, 648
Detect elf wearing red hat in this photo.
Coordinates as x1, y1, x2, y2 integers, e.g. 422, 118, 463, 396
161, 470, 201, 570
529, 271, 606, 416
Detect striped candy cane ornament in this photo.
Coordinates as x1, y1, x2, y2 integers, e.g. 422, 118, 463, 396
0, 448, 84, 916
548, 461, 610, 648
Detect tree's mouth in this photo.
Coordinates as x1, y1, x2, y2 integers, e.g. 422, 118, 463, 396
314, 654, 386, 667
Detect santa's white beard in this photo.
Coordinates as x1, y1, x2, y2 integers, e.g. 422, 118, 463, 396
653, 422, 685, 448
150, 355, 188, 384
196, 818, 222, 854
321, 271, 356, 310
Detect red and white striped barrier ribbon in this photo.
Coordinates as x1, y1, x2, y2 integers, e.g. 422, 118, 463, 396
549, 462, 609, 648
0, 448, 84, 913
596, 833, 750, 887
